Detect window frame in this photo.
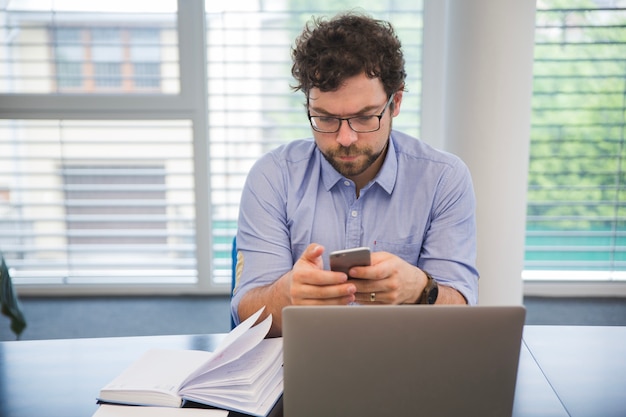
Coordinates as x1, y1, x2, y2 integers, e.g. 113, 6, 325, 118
3, 0, 623, 297
422, 1, 626, 298
0, 0, 217, 295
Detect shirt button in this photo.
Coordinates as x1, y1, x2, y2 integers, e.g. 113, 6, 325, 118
351, 210, 358, 217
344, 180, 350, 186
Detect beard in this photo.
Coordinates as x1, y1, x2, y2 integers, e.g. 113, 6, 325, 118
322, 141, 387, 178
319, 116, 393, 179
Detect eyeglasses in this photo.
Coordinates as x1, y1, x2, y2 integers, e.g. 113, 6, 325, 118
307, 94, 394, 133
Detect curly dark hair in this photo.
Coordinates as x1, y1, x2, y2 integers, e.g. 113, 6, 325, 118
291, 12, 407, 97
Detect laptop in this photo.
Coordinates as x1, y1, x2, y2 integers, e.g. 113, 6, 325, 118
282, 305, 526, 417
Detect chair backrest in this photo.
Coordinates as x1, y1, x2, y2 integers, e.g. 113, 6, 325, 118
0, 252, 27, 338
230, 236, 237, 329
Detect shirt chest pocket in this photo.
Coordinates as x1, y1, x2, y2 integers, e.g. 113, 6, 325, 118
371, 240, 422, 266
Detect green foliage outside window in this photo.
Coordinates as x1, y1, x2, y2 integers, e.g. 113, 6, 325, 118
526, 1, 626, 271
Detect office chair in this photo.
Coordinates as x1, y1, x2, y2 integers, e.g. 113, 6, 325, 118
0, 251, 27, 339
230, 236, 237, 329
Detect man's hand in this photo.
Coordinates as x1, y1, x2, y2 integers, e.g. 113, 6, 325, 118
348, 251, 424, 304
238, 243, 357, 337
290, 243, 357, 305
240, 246, 468, 337
348, 251, 467, 305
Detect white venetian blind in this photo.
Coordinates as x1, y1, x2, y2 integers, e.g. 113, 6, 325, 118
525, 2, 626, 282
0, 0, 424, 292
0, 2, 179, 94
0, 119, 196, 285
0, 1, 201, 288
205, 2, 424, 279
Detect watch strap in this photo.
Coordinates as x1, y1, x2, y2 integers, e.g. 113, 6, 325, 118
419, 271, 439, 305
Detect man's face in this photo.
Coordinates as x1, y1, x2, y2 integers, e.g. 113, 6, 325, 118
307, 73, 402, 186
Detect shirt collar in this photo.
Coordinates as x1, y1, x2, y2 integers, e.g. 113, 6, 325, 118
319, 132, 398, 195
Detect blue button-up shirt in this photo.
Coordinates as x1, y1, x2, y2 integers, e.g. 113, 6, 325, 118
231, 130, 479, 322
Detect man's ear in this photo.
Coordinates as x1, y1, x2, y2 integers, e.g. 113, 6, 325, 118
391, 90, 403, 116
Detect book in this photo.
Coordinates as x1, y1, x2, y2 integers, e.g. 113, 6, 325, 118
93, 404, 229, 417
97, 307, 283, 417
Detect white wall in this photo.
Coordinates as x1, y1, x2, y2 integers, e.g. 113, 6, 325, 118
422, 0, 537, 305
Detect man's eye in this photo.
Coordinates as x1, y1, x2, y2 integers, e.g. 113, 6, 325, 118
317, 117, 336, 123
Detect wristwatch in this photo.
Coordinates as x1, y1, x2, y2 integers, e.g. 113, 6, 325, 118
419, 271, 439, 305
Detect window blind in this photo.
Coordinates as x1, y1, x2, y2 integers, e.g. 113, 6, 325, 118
6, 0, 624, 291
526, 3, 626, 281
205, 4, 424, 284
0, 4, 179, 94
0, 119, 196, 284
0, 1, 198, 288
0, 1, 423, 291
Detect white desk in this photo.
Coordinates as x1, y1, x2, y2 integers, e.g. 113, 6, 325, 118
0, 326, 624, 417
513, 326, 626, 417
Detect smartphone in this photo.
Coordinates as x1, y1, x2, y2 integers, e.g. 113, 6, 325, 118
329, 247, 371, 277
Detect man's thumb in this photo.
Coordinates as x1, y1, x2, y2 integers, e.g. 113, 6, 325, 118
302, 243, 324, 262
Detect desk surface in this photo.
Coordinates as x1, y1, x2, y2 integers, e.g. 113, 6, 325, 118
519, 326, 626, 417
0, 334, 226, 417
0, 326, 624, 417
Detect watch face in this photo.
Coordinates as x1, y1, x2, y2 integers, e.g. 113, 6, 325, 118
427, 286, 439, 304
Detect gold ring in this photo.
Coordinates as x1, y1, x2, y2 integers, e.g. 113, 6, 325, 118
370, 292, 376, 302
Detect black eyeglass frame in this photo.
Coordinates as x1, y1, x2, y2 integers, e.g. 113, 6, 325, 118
307, 94, 395, 133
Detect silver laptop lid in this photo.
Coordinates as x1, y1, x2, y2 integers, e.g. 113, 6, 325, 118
282, 305, 526, 417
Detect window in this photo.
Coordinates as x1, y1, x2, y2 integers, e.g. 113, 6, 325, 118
4, 0, 623, 294
205, 4, 424, 275
1, 3, 178, 94
0, 120, 195, 285
91, 28, 123, 88
131, 29, 161, 88
63, 164, 168, 247
525, 2, 626, 282
52, 27, 164, 92
0, 1, 423, 293
54, 28, 83, 88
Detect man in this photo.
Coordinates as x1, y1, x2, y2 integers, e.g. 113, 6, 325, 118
231, 12, 479, 337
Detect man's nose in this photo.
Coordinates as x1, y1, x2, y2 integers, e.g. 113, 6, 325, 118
335, 120, 358, 147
